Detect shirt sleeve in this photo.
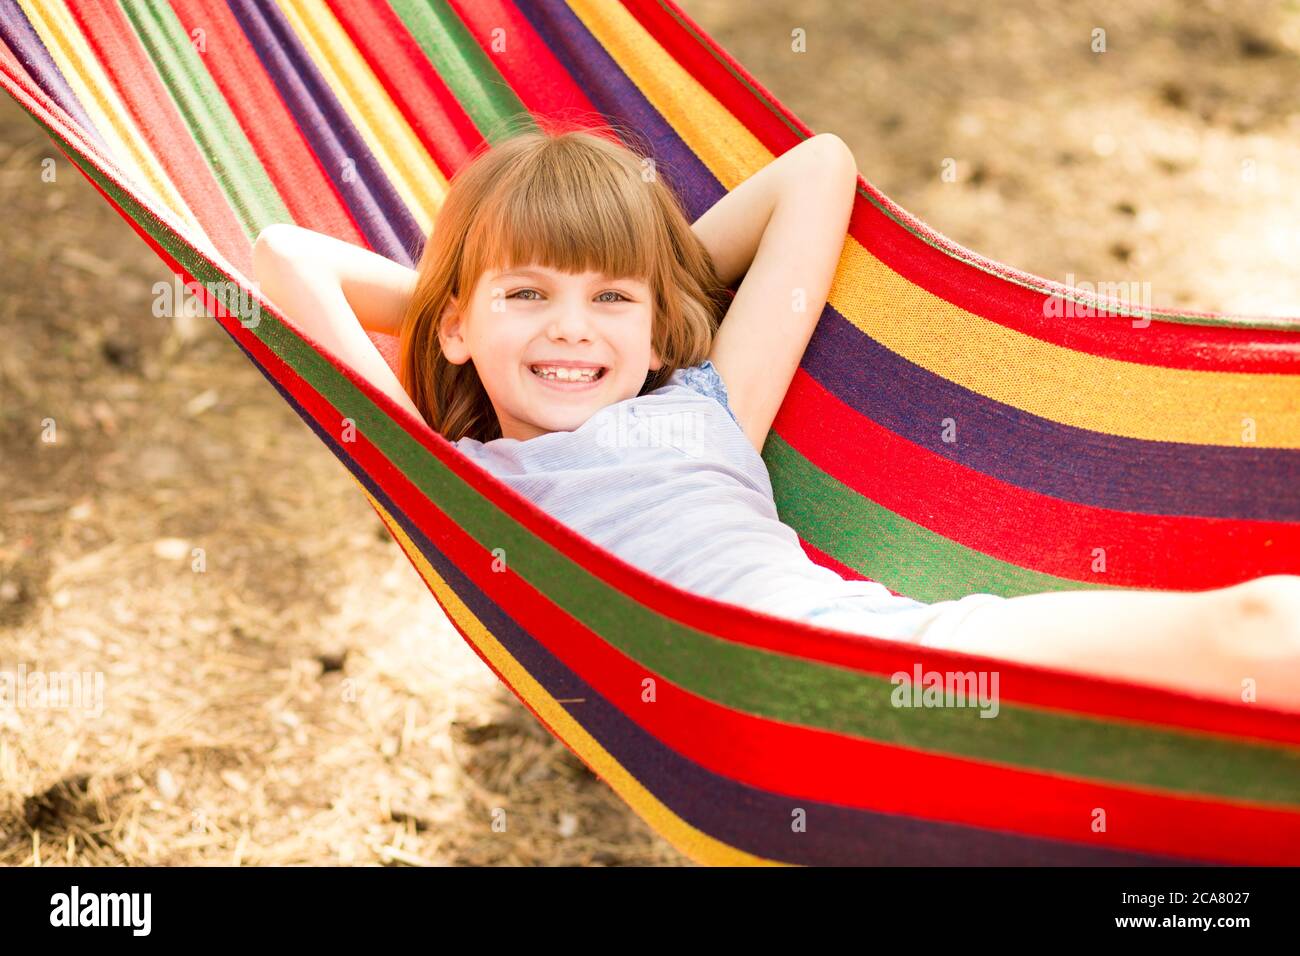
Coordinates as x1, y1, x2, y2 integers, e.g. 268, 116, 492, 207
452, 435, 486, 464
673, 360, 740, 426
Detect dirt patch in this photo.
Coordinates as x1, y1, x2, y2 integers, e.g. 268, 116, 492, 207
689, 0, 1300, 318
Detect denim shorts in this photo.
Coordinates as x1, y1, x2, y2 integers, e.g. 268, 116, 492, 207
802, 590, 1006, 647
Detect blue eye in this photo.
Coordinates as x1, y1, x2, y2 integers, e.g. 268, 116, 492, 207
508, 289, 541, 300
596, 290, 629, 302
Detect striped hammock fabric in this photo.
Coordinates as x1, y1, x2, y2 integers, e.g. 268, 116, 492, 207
3, 0, 1299, 867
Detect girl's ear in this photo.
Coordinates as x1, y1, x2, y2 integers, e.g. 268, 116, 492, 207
438, 298, 471, 365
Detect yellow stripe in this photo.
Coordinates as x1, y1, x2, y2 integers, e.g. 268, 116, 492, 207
278, 0, 446, 235
567, 0, 771, 192
835, 243, 1300, 447
17, 0, 207, 238
571, 0, 1300, 448
357, 479, 784, 867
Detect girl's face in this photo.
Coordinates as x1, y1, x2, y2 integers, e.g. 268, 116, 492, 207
439, 263, 663, 441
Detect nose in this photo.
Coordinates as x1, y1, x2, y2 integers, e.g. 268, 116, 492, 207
546, 303, 595, 343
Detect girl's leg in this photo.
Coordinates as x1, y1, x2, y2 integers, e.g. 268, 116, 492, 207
915, 574, 1300, 709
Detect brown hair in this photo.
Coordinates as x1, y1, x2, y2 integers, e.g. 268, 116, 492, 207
398, 116, 729, 443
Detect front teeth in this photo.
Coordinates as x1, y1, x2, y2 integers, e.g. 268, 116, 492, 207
531, 365, 603, 382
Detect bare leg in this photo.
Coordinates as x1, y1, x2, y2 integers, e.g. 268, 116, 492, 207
918, 574, 1300, 709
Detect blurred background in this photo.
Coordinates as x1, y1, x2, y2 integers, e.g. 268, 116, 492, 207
2, 0, 1299, 865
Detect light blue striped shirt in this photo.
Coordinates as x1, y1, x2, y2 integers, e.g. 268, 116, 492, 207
452, 360, 896, 620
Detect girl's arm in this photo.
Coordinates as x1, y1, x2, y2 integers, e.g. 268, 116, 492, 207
251, 224, 425, 424
918, 577, 1300, 709
690, 133, 859, 452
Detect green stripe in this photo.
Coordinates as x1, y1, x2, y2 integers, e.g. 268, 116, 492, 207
121, 0, 290, 236
763, 435, 1112, 602
35, 111, 1300, 808
385, 0, 532, 141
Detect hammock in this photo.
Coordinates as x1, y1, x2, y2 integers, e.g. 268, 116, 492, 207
3, 0, 1298, 867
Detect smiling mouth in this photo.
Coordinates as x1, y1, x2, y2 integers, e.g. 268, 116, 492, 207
528, 364, 608, 383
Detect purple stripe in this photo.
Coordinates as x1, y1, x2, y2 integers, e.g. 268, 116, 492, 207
0, 0, 108, 151
807, 310, 1300, 521
225, 0, 423, 265
515, 0, 726, 222
216, 323, 1194, 866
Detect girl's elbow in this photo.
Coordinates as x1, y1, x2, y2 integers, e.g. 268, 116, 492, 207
251, 223, 301, 282
809, 133, 856, 172
801, 134, 859, 205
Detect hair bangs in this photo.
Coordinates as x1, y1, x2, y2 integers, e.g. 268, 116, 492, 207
459, 147, 660, 296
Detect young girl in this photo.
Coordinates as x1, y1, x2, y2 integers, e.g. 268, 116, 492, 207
252, 125, 1300, 709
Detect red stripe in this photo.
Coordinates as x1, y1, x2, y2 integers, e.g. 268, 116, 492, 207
448, 0, 606, 121
629, 0, 1300, 371
16, 51, 1298, 749
844, 191, 1300, 373
775, 369, 1300, 590
63, 0, 252, 274
85, 169, 1300, 866
322, 0, 482, 178
168, 0, 365, 247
